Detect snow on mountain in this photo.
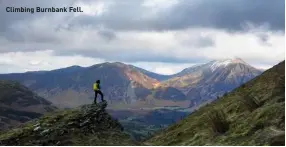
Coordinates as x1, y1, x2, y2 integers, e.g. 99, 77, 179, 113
159, 57, 262, 108
209, 58, 249, 72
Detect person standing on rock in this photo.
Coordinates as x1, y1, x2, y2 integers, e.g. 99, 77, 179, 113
93, 80, 104, 104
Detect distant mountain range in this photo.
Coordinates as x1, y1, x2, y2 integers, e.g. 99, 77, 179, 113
0, 58, 262, 110
0, 58, 269, 142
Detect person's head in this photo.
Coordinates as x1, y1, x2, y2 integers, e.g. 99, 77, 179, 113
96, 80, 100, 84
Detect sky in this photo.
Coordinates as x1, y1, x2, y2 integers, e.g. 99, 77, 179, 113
0, 0, 285, 75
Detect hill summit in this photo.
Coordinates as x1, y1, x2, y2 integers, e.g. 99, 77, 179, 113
0, 101, 138, 146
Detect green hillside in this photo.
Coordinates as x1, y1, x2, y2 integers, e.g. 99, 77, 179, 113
0, 102, 139, 146
0, 80, 57, 130
146, 61, 285, 146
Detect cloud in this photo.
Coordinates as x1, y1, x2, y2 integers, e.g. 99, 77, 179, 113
0, 27, 283, 74
163, 0, 285, 31
0, 0, 284, 32
0, 0, 284, 74
74, 1, 109, 16
3, 26, 283, 62
0, 50, 105, 73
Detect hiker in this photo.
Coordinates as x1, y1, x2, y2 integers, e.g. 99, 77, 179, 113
93, 80, 104, 104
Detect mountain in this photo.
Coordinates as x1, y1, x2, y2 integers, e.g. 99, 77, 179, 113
145, 61, 285, 146
0, 80, 57, 131
0, 101, 139, 145
0, 62, 160, 108
0, 59, 265, 141
159, 58, 262, 107
128, 65, 172, 81
0, 58, 261, 109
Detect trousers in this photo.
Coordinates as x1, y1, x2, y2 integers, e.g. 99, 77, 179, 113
94, 90, 104, 103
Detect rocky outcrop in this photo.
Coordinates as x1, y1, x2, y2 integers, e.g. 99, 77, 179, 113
0, 101, 138, 146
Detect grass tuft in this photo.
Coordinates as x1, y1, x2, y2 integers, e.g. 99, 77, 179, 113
240, 95, 261, 112
205, 109, 229, 135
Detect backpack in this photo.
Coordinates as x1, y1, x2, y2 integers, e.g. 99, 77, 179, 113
93, 83, 99, 90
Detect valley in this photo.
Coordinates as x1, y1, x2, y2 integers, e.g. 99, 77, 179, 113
0, 60, 283, 145
0, 58, 266, 141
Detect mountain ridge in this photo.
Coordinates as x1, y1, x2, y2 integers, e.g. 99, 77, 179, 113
157, 58, 262, 107
0, 62, 161, 108
3, 58, 264, 81
0, 58, 262, 110
145, 60, 285, 145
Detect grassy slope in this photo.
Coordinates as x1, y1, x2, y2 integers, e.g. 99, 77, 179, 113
0, 80, 57, 130
0, 102, 139, 146
146, 61, 285, 146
